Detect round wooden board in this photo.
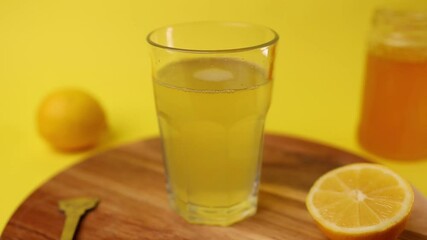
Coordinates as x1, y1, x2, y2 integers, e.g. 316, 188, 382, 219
2, 134, 427, 240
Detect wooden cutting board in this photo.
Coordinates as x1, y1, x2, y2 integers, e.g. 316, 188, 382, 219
2, 134, 427, 240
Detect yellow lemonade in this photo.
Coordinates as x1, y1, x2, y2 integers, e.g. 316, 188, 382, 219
153, 58, 272, 225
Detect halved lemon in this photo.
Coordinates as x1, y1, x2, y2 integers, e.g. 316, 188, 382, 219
306, 163, 414, 240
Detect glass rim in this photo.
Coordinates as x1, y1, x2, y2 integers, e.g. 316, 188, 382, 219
374, 7, 427, 20
146, 21, 279, 54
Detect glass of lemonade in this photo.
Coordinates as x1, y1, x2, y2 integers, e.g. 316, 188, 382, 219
147, 22, 278, 226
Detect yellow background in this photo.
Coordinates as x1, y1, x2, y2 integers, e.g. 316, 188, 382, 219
1, 0, 426, 232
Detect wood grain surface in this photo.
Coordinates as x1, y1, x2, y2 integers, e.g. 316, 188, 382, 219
2, 134, 427, 239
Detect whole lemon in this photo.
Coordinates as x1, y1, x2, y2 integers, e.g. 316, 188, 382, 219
37, 88, 108, 152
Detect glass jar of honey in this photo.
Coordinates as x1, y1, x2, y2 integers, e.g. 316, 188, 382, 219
358, 8, 427, 160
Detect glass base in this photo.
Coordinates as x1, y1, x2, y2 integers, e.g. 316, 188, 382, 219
170, 196, 258, 226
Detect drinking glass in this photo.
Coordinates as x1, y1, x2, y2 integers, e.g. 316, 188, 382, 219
147, 22, 278, 226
